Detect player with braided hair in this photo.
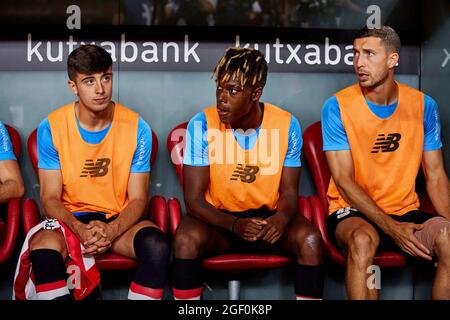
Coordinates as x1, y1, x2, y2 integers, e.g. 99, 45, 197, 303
171, 47, 324, 300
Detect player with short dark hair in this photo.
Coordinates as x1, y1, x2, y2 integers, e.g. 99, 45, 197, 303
28, 45, 169, 300
322, 26, 450, 300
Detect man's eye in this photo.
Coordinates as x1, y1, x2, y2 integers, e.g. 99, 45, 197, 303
102, 76, 111, 82
84, 79, 94, 85
230, 89, 238, 95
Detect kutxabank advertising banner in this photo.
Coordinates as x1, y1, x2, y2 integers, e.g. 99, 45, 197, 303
0, 27, 419, 74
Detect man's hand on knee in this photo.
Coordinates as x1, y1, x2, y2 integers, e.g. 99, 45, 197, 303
387, 221, 433, 260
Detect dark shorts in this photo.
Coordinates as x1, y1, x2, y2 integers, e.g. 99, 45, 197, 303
74, 212, 117, 224
218, 207, 285, 255
327, 208, 435, 252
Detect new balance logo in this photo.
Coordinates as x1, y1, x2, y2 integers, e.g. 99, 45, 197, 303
371, 133, 401, 153
80, 158, 111, 177
230, 164, 259, 183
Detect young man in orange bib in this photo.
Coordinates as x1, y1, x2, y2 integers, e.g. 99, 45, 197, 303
322, 26, 450, 299
29, 45, 169, 300
171, 47, 324, 300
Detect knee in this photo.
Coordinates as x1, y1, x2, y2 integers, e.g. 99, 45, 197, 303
294, 225, 323, 258
347, 229, 378, 262
29, 230, 67, 257
173, 228, 205, 259
134, 227, 169, 261
434, 227, 450, 261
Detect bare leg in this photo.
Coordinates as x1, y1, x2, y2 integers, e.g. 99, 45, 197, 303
29, 230, 68, 259
173, 215, 231, 259
413, 217, 450, 300
431, 227, 450, 300
335, 217, 380, 300
282, 214, 324, 299
282, 214, 323, 265
171, 215, 232, 300
110, 220, 160, 258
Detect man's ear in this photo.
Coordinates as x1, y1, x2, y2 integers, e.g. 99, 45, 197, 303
67, 79, 78, 96
388, 52, 399, 69
251, 87, 263, 101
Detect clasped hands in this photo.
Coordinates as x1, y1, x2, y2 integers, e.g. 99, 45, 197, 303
74, 221, 118, 255
232, 214, 289, 244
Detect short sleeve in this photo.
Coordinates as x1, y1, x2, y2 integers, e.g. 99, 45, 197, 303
130, 117, 152, 173
183, 112, 209, 166
321, 96, 350, 151
283, 115, 302, 167
0, 121, 16, 161
37, 118, 60, 169
423, 95, 442, 151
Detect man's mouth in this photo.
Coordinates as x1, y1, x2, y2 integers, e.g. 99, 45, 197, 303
358, 72, 369, 81
94, 97, 107, 104
217, 106, 230, 117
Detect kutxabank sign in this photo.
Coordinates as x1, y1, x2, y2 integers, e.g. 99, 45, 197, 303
0, 28, 419, 74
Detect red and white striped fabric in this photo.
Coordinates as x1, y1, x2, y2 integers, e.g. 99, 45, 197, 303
172, 288, 202, 300
13, 219, 101, 300
128, 281, 164, 300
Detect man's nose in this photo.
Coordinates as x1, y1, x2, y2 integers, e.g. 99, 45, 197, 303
95, 80, 104, 94
355, 55, 365, 69
217, 88, 227, 103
